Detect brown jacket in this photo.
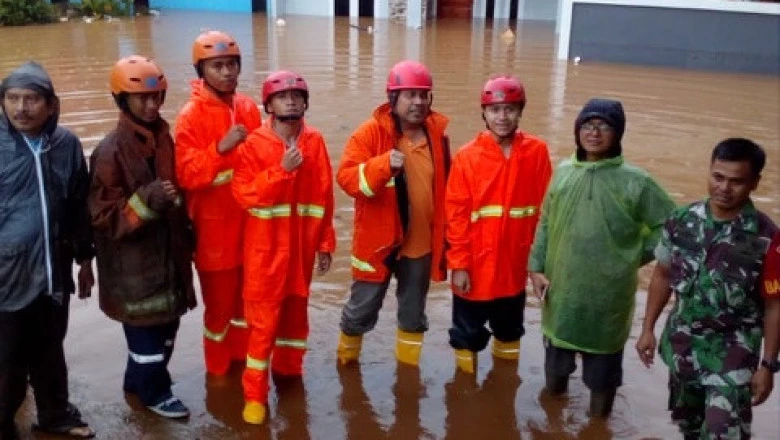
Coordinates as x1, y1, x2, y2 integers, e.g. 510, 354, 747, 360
88, 114, 195, 326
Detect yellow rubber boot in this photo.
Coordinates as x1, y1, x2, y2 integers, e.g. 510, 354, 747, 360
454, 349, 477, 374
242, 401, 266, 425
395, 330, 424, 366
492, 339, 521, 361
337, 332, 363, 365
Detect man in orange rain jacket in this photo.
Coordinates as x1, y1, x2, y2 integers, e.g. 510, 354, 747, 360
336, 60, 451, 367
445, 75, 552, 374
232, 71, 335, 425
175, 30, 262, 376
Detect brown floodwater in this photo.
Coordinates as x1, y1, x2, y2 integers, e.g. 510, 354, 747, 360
2, 10, 778, 440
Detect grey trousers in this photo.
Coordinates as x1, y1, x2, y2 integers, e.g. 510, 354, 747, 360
340, 254, 432, 335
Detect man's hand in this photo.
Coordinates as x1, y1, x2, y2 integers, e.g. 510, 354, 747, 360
282, 146, 303, 172
160, 180, 179, 202
635, 330, 657, 368
145, 179, 179, 212
389, 149, 405, 170
529, 272, 550, 300
217, 124, 248, 154
451, 269, 470, 295
316, 252, 332, 276
77, 261, 94, 299
751, 367, 774, 406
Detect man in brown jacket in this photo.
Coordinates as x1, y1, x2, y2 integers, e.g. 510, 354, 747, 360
88, 56, 196, 419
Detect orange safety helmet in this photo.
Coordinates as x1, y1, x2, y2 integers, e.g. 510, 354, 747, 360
386, 60, 433, 92
481, 75, 526, 107
261, 70, 309, 109
192, 30, 241, 66
109, 55, 167, 95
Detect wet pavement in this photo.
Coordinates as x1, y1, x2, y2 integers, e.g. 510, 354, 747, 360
1, 10, 778, 440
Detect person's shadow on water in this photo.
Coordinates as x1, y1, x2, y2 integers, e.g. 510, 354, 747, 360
387, 364, 426, 440
444, 359, 522, 440
203, 365, 272, 439
528, 385, 614, 440
272, 372, 311, 440
337, 364, 386, 440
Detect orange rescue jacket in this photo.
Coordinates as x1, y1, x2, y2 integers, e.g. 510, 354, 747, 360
232, 120, 336, 300
445, 130, 552, 300
336, 103, 451, 283
174, 79, 262, 271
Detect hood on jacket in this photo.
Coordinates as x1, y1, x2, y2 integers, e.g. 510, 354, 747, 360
574, 98, 624, 161
0, 61, 60, 138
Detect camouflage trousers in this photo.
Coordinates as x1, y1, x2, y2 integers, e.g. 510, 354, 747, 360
668, 373, 752, 440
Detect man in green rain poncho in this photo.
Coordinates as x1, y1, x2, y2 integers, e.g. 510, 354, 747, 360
528, 98, 676, 417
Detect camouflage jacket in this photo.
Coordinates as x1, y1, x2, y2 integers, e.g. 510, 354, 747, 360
656, 199, 777, 386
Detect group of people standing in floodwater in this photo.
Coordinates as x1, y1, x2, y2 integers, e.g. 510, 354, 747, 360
0, 29, 778, 440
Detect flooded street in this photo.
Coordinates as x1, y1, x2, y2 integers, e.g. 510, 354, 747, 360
1, 10, 779, 439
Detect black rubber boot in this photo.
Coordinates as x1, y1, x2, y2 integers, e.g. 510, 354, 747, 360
589, 388, 617, 418
544, 372, 569, 395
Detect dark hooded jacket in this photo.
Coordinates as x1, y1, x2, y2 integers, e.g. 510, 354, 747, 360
0, 62, 93, 312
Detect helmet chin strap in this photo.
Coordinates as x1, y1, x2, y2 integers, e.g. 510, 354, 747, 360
275, 113, 303, 122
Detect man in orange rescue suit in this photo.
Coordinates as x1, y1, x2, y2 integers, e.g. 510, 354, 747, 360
445, 75, 551, 374
232, 71, 335, 425
336, 60, 451, 367
175, 30, 262, 376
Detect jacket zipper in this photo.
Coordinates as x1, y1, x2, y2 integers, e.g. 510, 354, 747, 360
24, 136, 54, 296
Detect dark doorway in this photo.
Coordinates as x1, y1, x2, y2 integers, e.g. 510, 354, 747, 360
335, 0, 349, 16
510, 0, 519, 19
486, 0, 495, 19
252, 0, 266, 12
359, 0, 374, 17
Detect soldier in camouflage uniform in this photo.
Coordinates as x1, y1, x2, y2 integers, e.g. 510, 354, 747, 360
636, 138, 779, 440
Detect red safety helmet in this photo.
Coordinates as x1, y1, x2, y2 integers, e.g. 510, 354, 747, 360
110, 55, 167, 95
481, 75, 526, 107
386, 60, 433, 92
262, 70, 309, 106
192, 30, 241, 65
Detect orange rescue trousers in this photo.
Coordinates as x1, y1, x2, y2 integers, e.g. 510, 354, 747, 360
199, 268, 249, 375
242, 295, 309, 403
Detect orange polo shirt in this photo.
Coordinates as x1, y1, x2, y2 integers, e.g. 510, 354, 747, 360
398, 135, 434, 258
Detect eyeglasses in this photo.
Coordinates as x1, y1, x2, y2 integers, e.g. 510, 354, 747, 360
580, 122, 613, 132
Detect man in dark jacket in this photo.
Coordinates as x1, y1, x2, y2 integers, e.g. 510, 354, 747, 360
0, 62, 95, 438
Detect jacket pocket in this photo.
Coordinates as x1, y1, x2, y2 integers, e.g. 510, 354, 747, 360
0, 243, 29, 302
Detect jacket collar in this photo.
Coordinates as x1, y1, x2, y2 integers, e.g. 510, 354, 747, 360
571, 154, 624, 169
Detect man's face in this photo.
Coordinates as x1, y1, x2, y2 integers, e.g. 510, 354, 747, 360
708, 159, 759, 214
393, 89, 430, 126
2, 88, 53, 136
125, 92, 163, 123
577, 117, 616, 161
202, 56, 239, 93
267, 90, 306, 119
483, 103, 522, 138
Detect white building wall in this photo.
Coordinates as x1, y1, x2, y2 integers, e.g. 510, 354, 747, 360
275, 0, 335, 16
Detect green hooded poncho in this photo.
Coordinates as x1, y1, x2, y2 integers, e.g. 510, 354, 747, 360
528, 155, 676, 353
